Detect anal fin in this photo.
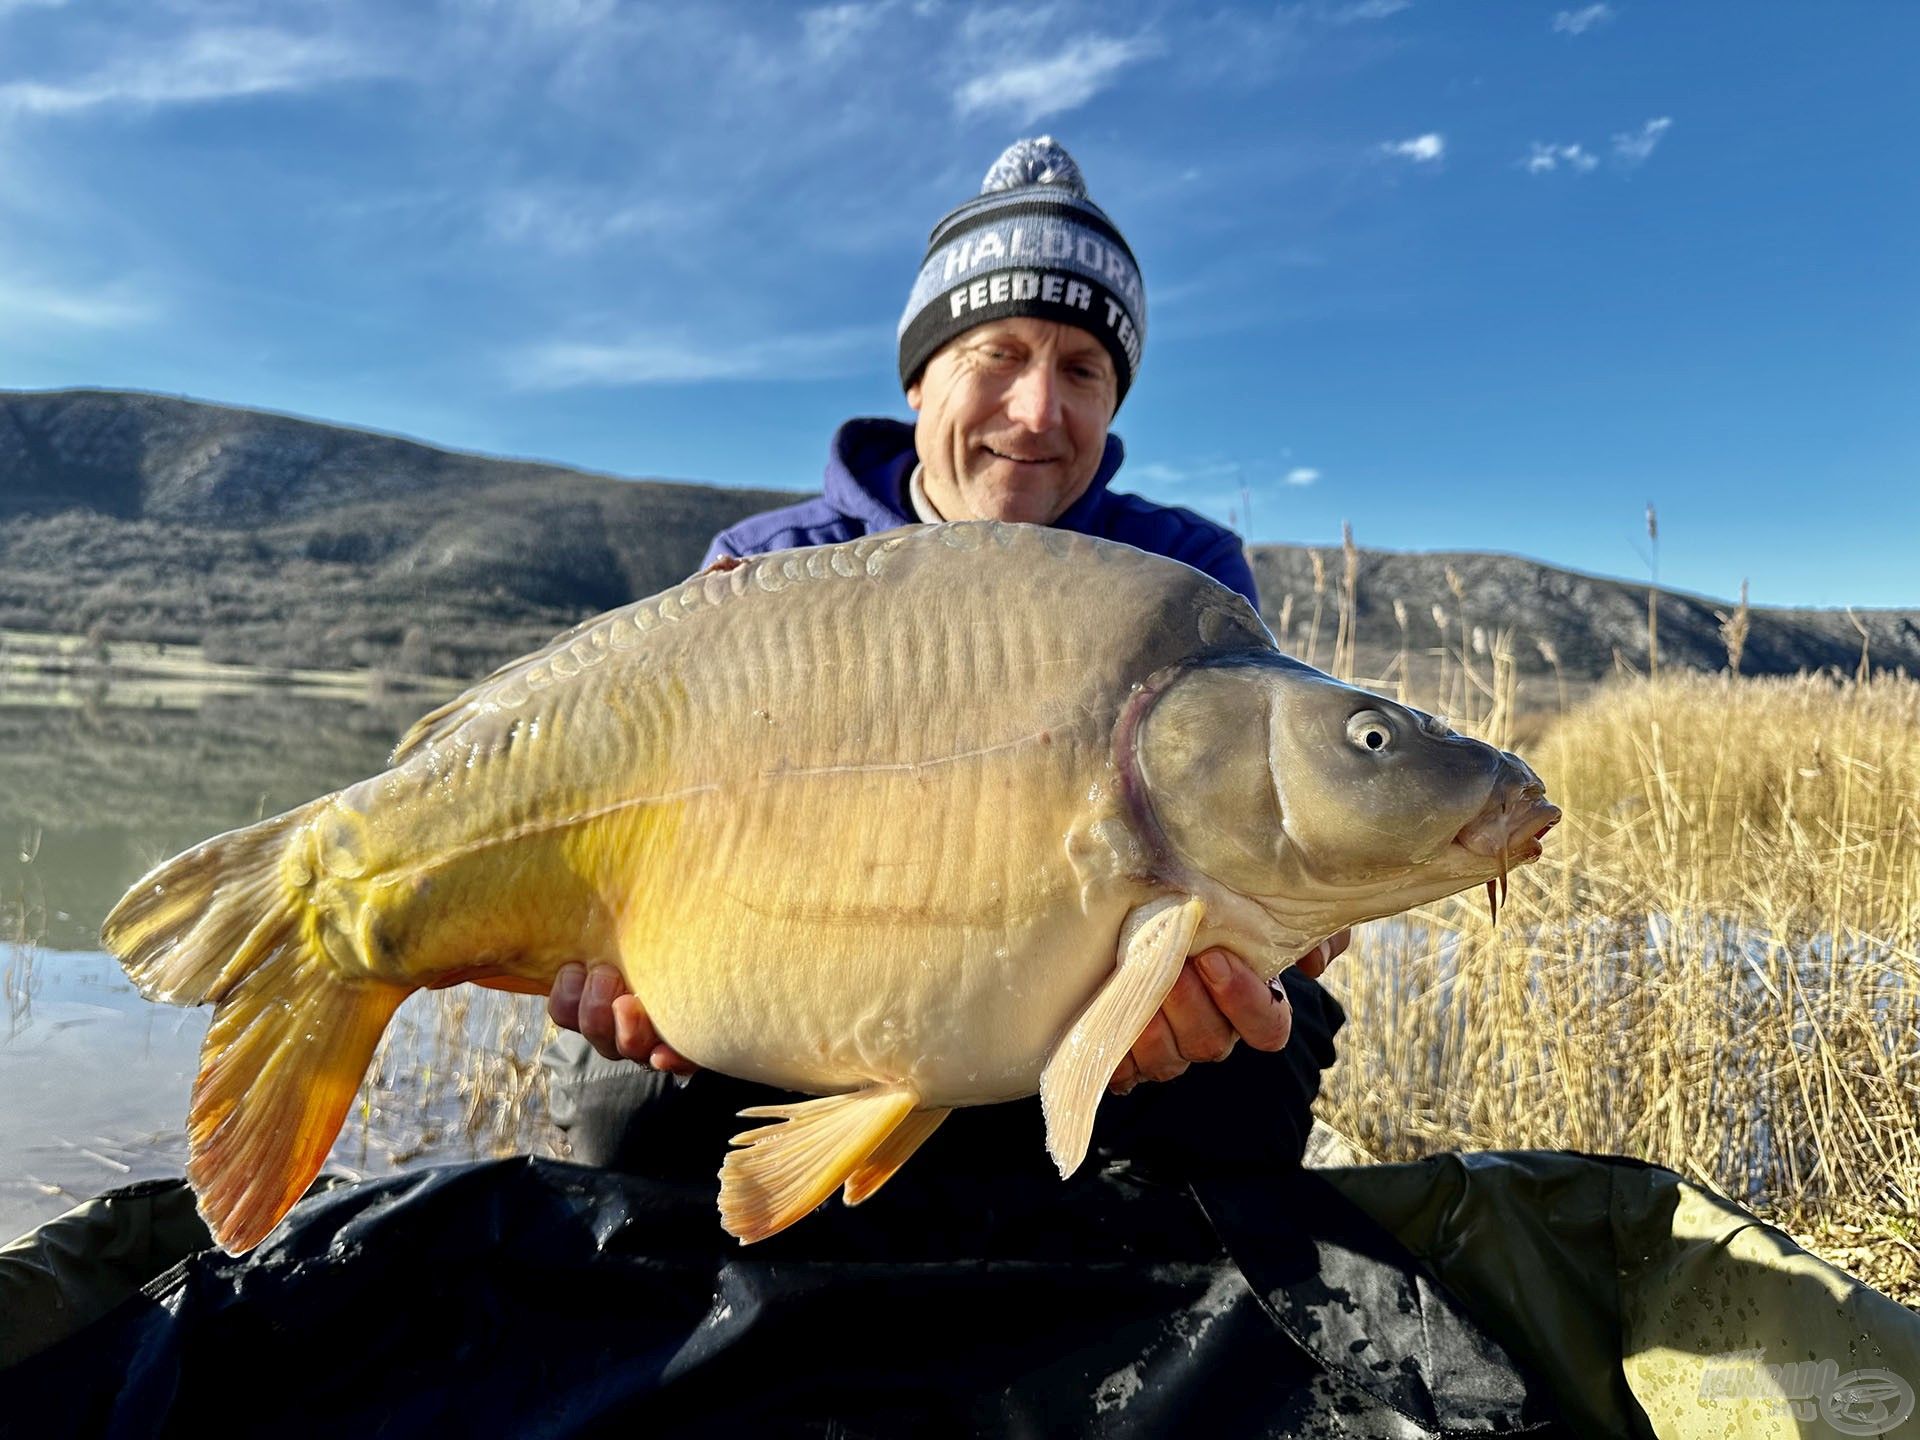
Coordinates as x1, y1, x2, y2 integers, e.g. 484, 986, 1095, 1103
720, 1084, 919, 1244
190, 950, 410, 1253
843, 1107, 950, 1207
1039, 894, 1204, 1180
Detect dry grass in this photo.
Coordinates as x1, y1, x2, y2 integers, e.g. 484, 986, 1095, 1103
349, 987, 558, 1173
1316, 665, 1920, 1305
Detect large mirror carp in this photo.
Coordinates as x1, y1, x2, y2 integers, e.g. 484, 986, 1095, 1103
104, 522, 1559, 1253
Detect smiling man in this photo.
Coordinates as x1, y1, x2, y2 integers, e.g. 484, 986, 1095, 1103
546, 137, 1349, 1181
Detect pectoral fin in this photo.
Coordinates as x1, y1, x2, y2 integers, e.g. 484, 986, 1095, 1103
720, 1084, 919, 1244
1039, 894, 1205, 1179
843, 1106, 951, 1207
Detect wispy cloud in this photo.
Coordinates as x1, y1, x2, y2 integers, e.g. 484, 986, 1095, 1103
1134, 459, 1245, 488
482, 186, 705, 256
1320, 0, 1412, 22
0, 0, 67, 13
1285, 467, 1321, 486
954, 33, 1161, 123
0, 270, 157, 329
509, 327, 881, 389
1612, 116, 1671, 166
1524, 141, 1599, 174
802, 1, 891, 62
0, 25, 386, 117
1382, 132, 1444, 163
1551, 4, 1614, 36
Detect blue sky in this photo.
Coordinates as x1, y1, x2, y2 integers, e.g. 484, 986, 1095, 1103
2, 1, 1914, 607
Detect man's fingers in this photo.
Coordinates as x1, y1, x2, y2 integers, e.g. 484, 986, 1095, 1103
547, 962, 586, 1031
1161, 962, 1238, 1064
609, 993, 657, 1064
1295, 928, 1352, 981
1109, 1055, 1140, 1096
577, 963, 625, 1060
1128, 1012, 1190, 1084
608, 995, 699, 1073
1195, 947, 1292, 1052
650, 1044, 700, 1078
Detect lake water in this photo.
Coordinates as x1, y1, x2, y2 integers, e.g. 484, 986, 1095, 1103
0, 685, 553, 1244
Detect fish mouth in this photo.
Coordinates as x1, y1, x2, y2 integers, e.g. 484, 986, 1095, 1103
1450, 782, 1560, 923
1452, 787, 1562, 865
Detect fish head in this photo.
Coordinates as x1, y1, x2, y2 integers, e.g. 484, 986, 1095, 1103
1130, 655, 1560, 969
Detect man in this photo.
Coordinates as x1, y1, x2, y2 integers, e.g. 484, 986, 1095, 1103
545, 137, 1348, 1185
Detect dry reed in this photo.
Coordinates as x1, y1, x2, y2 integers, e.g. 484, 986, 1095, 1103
1318, 663, 1920, 1303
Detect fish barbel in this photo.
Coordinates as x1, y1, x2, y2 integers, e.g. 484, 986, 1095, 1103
103, 522, 1559, 1253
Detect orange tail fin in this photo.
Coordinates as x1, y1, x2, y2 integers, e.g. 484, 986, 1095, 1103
104, 809, 410, 1253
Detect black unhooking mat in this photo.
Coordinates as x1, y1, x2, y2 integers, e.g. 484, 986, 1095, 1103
0, 1154, 1575, 1439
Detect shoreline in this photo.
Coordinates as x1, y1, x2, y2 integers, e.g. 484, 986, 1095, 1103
0, 628, 462, 710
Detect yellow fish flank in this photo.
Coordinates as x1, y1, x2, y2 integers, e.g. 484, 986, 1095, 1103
104, 522, 1560, 1253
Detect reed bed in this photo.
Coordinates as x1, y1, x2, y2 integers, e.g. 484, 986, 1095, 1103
1316, 667, 1920, 1304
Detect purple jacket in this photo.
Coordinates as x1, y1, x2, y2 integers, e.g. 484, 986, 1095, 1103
702, 419, 1259, 607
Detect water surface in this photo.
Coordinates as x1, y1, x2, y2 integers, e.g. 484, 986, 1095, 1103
0, 684, 548, 1243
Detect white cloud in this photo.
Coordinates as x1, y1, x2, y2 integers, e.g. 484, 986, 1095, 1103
1551, 4, 1614, 35
1524, 141, 1598, 174
1285, 467, 1320, 486
1382, 132, 1444, 163
1321, 0, 1411, 21
0, 271, 157, 329
954, 33, 1161, 123
483, 187, 703, 256
802, 1, 890, 61
1612, 115, 1672, 166
1135, 459, 1244, 488
509, 327, 880, 388
0, 26, 386, 117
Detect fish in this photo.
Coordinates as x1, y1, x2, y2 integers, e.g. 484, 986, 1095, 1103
103, 521, 1560, 1253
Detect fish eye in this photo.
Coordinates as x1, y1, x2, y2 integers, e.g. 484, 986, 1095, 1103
1346, 710, 1394, 753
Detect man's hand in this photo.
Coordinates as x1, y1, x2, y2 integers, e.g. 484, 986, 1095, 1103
1106, 930, 1350, 1097
547, 962, 698, 1076
545, 928, 1351, 1090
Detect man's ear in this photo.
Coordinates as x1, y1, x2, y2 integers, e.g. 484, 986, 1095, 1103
905, 380, 923, 412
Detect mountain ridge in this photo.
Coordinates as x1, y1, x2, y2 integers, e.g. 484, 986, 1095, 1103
4, 388, 1915, 688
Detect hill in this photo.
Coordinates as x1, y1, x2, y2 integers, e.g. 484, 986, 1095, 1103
3, 388, 1916, 688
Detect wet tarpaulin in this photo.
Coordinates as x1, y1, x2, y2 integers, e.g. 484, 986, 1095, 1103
2, 1152, 1915, 1438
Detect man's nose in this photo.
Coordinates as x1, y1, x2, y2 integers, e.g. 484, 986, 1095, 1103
1004, 362, 1063, 431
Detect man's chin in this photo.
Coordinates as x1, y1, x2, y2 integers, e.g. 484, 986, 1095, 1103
960, 467, 1081, 525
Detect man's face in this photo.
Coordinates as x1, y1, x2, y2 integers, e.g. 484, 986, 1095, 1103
907, 316, 1118, 526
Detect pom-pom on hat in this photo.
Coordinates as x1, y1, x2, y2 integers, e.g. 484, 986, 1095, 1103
897, 137, 1146, 408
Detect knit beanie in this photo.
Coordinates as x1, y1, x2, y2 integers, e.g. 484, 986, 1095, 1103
897, 137, 1146, 408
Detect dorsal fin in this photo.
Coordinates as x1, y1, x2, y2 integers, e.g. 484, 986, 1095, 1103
390, 610, 599, 764
388, 541, 896, 765
390, 572, 704, 765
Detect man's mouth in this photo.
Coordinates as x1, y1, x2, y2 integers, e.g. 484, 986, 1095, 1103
981, 444, 1061, 467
